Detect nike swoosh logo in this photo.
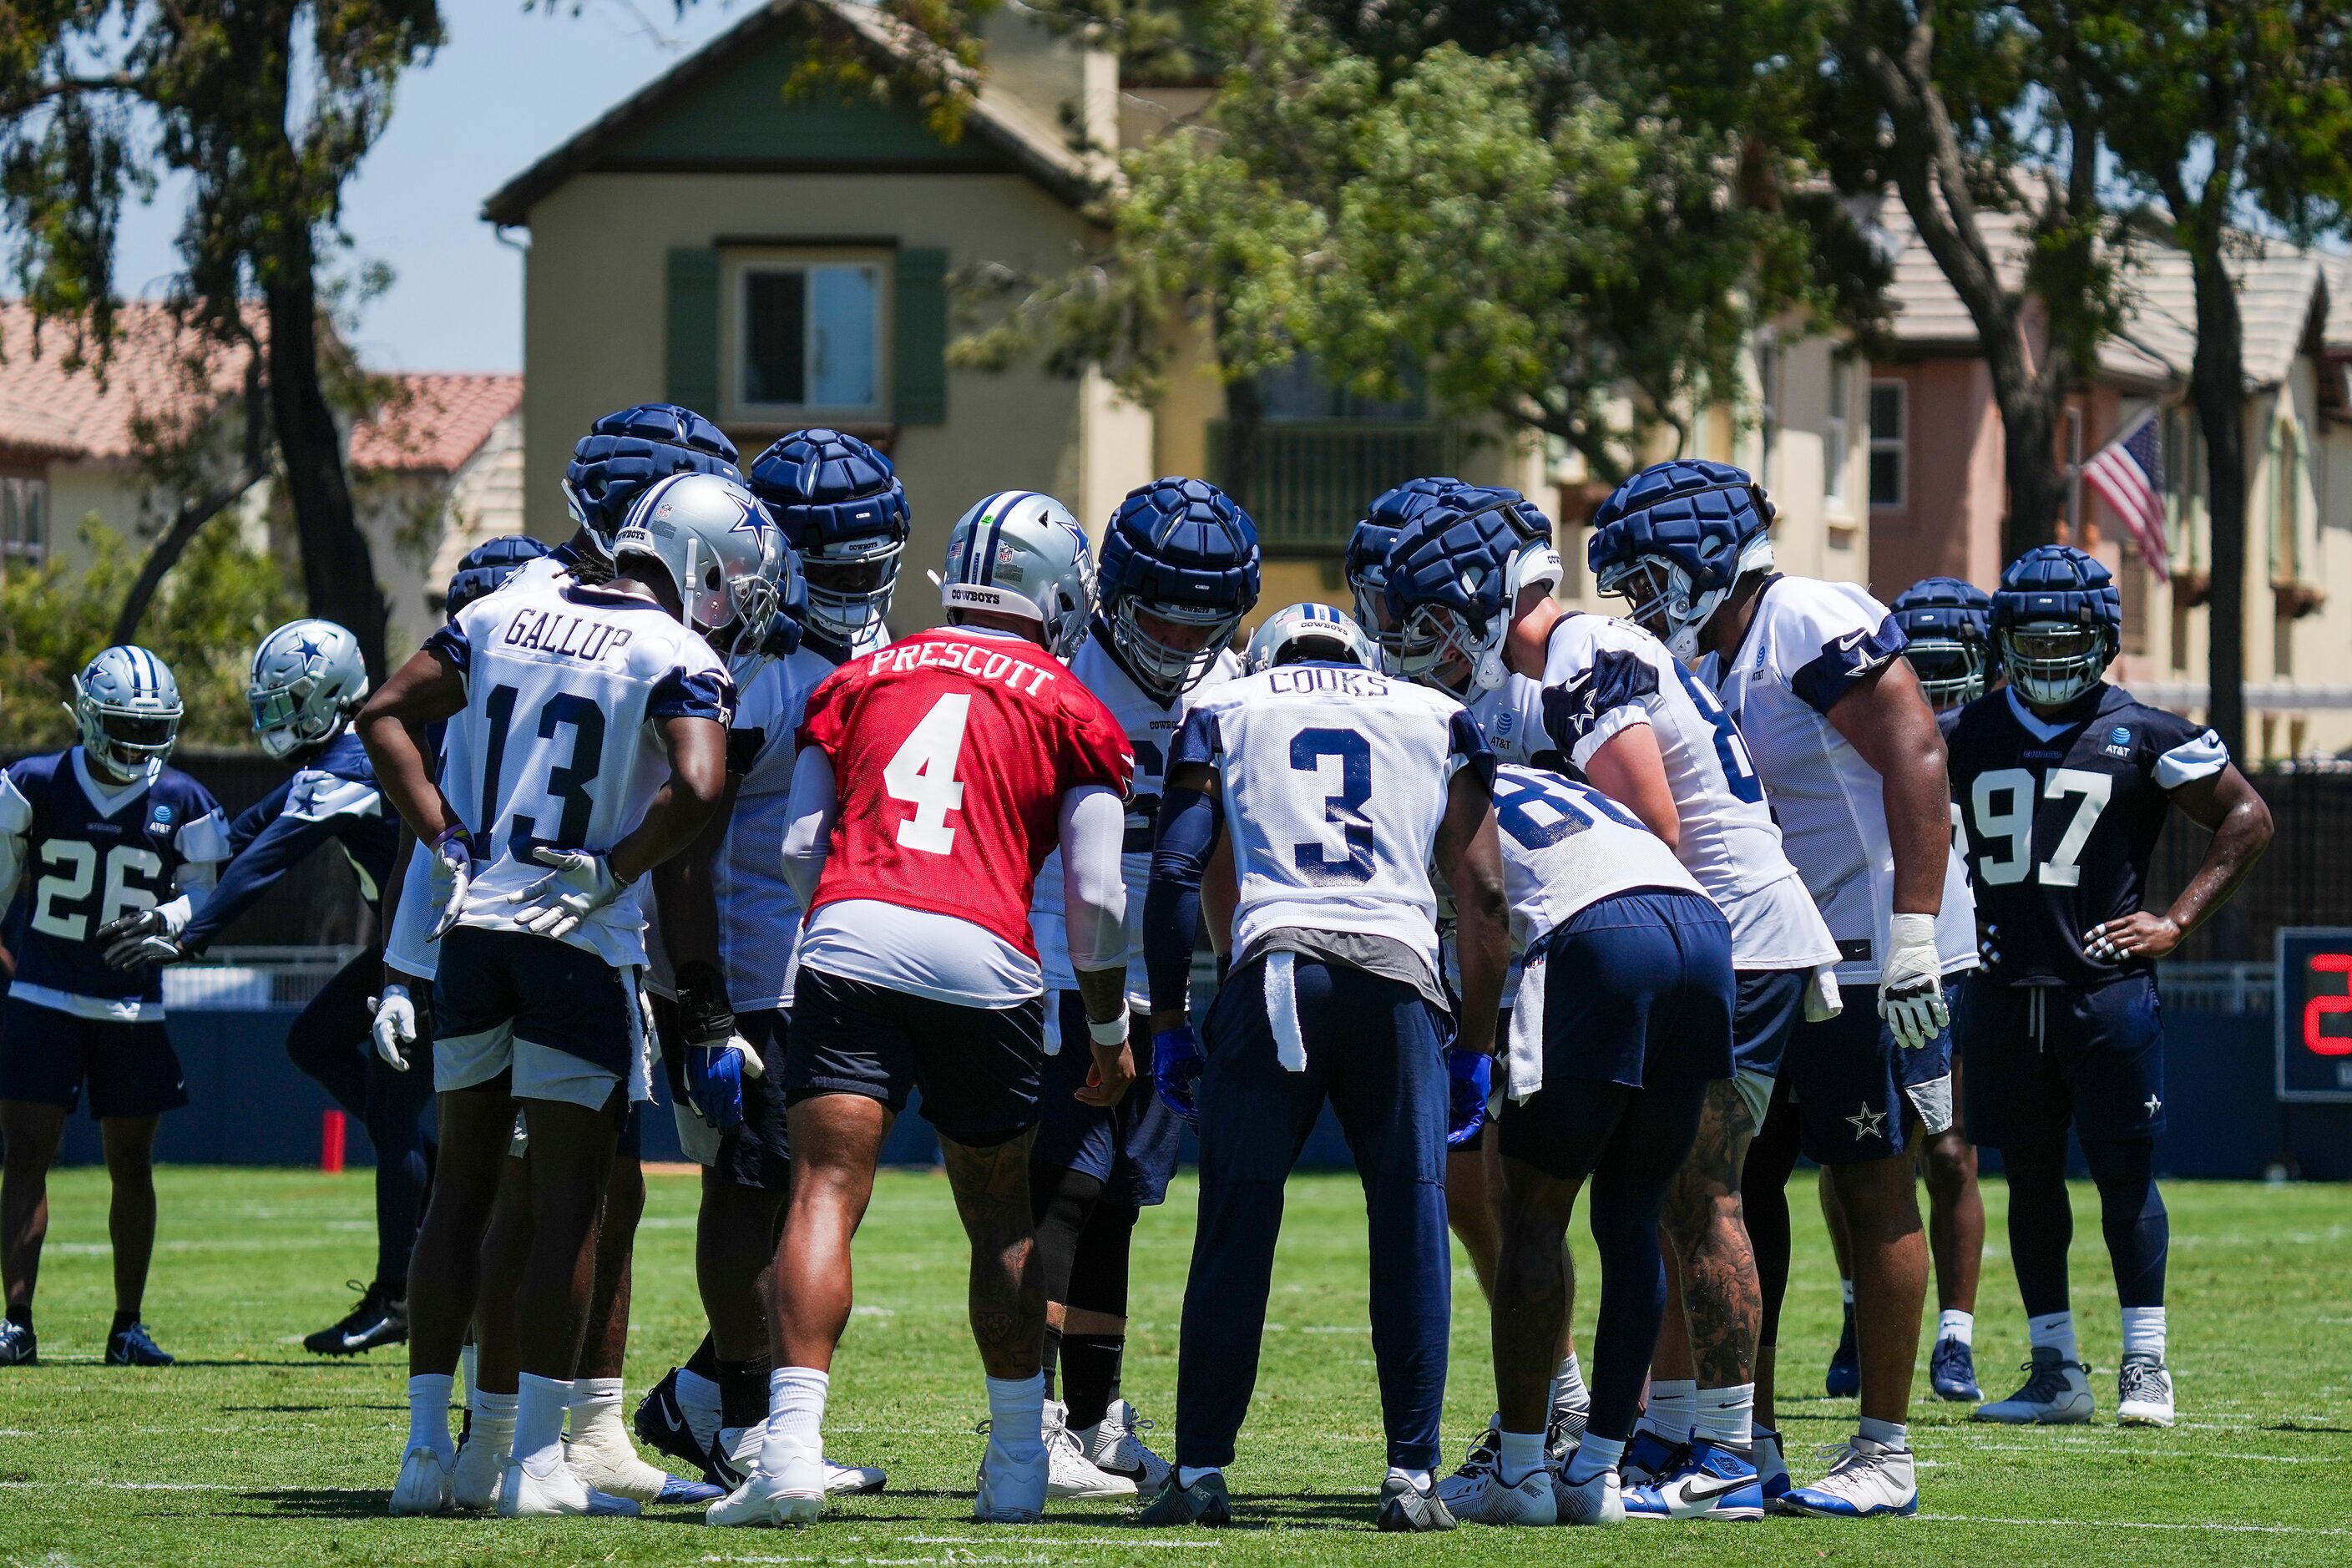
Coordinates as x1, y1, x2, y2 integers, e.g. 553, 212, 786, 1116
1679, 1474, 1755, 1504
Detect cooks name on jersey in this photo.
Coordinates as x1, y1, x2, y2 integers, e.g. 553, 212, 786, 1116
1263, 665, 1393, 698
500, 609, 635, 664
867, 638, 1055, 696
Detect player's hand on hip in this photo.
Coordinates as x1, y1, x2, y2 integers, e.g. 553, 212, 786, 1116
425, 826, 477, 940
1878, 912, 1951, 1051
1977, 918, 2002, 972
370, 984, 418, 1070
1078, 1018, 1135, 1108
1444, 1046, 1490, 1147
97, 909, 186, 970
502, 846, 621, 939
1152, 1025, 1205, 1125
2082, 912, 2180, 964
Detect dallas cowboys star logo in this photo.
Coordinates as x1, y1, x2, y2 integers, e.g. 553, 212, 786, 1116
2144, 1094, 2162, 1117
294, 634, 324, 664
1847, 1102, 1887, 1141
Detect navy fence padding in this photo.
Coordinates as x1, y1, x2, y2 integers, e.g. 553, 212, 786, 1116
23, 1004, 2347, 1181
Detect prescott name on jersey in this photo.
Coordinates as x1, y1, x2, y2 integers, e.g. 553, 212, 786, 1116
0, 750, 231, 1021
1947, 684, 2228, 988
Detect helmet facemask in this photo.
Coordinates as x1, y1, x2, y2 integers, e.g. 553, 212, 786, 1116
1110, 595, 1243, 699
1596, 554, 1717, 661
78, 687, 180, 779
249, 674, 335, 761
2000, 621, 2108, 707
1904, 635, 1988, 711
801, 537, 901, 647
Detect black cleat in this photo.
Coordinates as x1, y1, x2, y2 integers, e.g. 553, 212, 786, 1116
1138, 1469, 1232, 1528
302, 1280, 408, 1357
635, 1365, 713, 1469
1376, 1474, 1456, 1532
104, 1322, 174, 1366
0, 1320, 35, 1366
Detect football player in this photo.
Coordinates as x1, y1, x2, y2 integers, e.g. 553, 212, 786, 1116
99, 619, 419, 1358
1383, 492, 1840, 1516
1820, 574, 1996, 1404
1137, 604, 1509, 1534
1950, 547, 2269, 1429
363, 471, 772, 1518
0, 647, 230, 1368
1589, 459, 1977, 1519
711, 492, 1136, 1529
1022, 477, 1259, 1500
634, 428, 903, 1500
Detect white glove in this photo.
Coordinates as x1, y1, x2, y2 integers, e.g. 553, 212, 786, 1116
1803, 964, 1844, 1024
1878, 911, 1950, 1051
426, 828, 477, 940
371, 984, 418, 1070
502, 846, 623, 939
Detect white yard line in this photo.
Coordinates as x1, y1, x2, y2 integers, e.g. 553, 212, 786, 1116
1920, 1512, 2349, 1536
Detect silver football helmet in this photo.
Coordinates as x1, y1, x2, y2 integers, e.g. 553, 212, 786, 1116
247, 620, 370, 761
939, 490, 1096, 658
1245, 602, 1378, 673
74, 645, 185, 780
611, 470, 788, 665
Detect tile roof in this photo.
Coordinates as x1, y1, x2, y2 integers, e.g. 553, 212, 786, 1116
347, 372, 524, 473
1874, 199, 2327, 389
0, 301, 252, 461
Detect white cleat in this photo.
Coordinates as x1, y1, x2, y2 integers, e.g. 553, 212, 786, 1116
825, 1456, 888, 1495
973, 1439, 1048, 1524
711, 1423, 883, 1498
707, 1449, 826, 1529
495, 1454, 642, 1517
1447, 1463, 1557, 1526
1973, 1347, 2094, 1424
389, 1443, 456, 1515
1075, 1399, 1170, 1495
451, 1426, 511, 1511
1434, 1421, 1500, 1511
1777, 1437, 1918, 1519
2117, 1355, 2177, 1427
1044, 1399, 1135, 1499
1553, 1463, 1626, 1525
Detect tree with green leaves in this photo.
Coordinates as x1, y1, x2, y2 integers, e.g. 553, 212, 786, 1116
0, 2, 443, 681
2056, 0, 2352, 760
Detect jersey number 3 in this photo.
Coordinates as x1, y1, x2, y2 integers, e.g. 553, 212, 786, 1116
885, 693, 972, 855
1291, 728, 1374, 883
1969, 766, 2112, 887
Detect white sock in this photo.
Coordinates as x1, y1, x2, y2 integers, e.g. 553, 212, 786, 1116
2122, 1306, 2167, 1362
468, 1386, 518, 1448
1565, 1433, 1623, 1485
1840, 1278, 1855, 1308
1385, 1465, 1431, 1491
512, 1372, 572, 1476
460, 1344, 478, 1404
567, 1375, 626, 1440
761, 1367, 829, 1476
1693, 1383, 1754, 1448
407, 1373, 454, 1456
1939, 1308, 1975, 1347
985, 1373, 1046, 1466
1177, 1464, 1222, 1487
1856, 1415, 1908, 1453
1641, 1378, 1697, 1444
1497, 1430, 1546, 1486
2028, 1310, 2079, 1364
1550, 1353, 1590, 1413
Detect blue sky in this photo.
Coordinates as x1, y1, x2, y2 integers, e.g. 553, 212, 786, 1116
111, 1, 751, 373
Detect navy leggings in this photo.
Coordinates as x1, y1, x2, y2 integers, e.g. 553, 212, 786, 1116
1999, 1131, 2167, 1317
284, 947, 435, 1289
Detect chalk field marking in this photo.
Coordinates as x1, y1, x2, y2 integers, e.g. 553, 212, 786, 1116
1920, 1513, 2349, 1537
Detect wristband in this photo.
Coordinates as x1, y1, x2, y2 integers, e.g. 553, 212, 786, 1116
430, 823, 472, 850
1087, 1014, 1130, 1048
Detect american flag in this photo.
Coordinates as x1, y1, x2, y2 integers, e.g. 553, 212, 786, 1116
2081, 409, 2170, 581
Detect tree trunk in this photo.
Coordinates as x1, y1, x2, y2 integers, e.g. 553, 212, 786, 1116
264, 260, 387, 682
111, 458, 270, 647
2188, 245, 2249, 766
1997, 388, 2070, 561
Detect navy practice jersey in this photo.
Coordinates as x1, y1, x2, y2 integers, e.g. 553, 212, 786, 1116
0, 749, 231, 1019
1946, 684, 2228, 987
178, 731, 397, 954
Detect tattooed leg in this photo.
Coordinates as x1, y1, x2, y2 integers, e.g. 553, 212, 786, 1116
1658, 1079, 1762, 1391
941, 1129, 1047, 1379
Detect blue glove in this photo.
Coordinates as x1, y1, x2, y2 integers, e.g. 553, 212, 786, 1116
1446, 1047, 1491, 1148
684, 1036, 765, 1134
1153, 1026, 1205, 1125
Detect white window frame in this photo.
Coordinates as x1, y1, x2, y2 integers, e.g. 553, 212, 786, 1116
1823, 361, 1851, 513
0, 474, 47, 578
1868, 379, 1906, 509
721, 248, 893, 424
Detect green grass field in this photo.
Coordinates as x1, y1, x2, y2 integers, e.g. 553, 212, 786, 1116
0, 1165, 2345, 1566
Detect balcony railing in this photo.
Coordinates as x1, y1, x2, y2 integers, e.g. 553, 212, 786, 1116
1207, 420, 1453, 553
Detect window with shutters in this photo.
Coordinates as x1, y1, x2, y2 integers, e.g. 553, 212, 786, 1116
721, 250, 890, 422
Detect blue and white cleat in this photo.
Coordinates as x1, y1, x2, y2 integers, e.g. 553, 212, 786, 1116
1778, 1437, 1917, 1519
1618, 1428, 1685, 1488
1930, 1335, 1982, 1402
0, 1319, 35, 1366
635, 1364, 721, 1469
1649, 1439, 1764, 1521
1753, 1426, 1792, 1509
1824, 1303, 1859, 1399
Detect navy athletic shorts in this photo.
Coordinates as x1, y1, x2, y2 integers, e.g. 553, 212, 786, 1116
0, 995, 188, 1119
655, 997, 792, 1191
1958, 972, 2164, 1146
1029, 992, 1182, 1206
1780, 981, 1955, 1166
785, 967, 1044, 1149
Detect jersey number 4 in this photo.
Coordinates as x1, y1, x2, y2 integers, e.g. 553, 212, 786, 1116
1969, 766, 2112, 887
31, 841, 165, 943
885, 693, 972, 855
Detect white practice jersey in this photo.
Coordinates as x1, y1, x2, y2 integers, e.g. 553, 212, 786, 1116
1466, 675, 1553, 768
422, 572, 733, 969
1176, 660, 1490, 973
1489, 765, 1707, 952
1032, 629, 1243, 1007
1700, 574, 1976, 985
1535, 613, 1836, 972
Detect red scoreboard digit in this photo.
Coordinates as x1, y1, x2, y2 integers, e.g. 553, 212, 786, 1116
2277, 929, 2352, 1102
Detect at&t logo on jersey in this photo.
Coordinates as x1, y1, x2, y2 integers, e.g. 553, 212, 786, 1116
2106, 726, 2133, 758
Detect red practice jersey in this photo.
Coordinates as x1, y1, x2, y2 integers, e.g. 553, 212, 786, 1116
797, 627, 1134, 959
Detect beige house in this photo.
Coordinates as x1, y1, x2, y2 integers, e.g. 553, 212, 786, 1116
482, 0, 1859, 630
